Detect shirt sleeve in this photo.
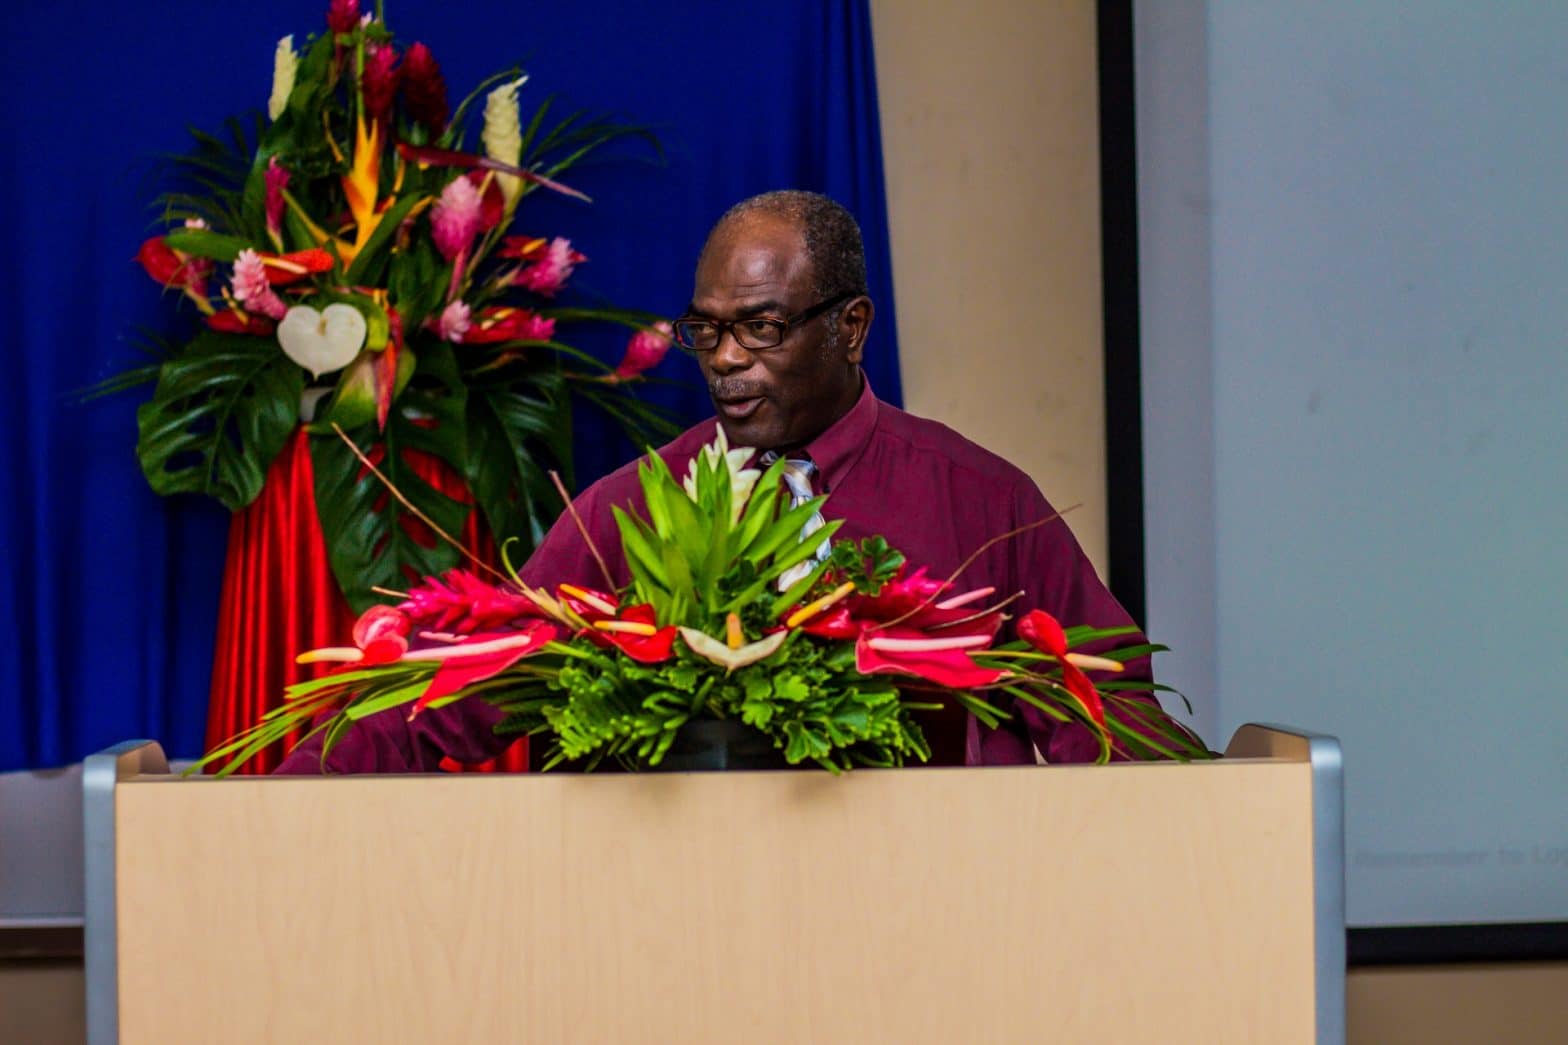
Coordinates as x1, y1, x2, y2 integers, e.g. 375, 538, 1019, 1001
1004, 479, 1181, 763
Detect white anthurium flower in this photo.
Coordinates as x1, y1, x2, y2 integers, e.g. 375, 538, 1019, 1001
679, 626, 787, 674
682, 427, 760, 524
268, 35, 298, 122
481, 76, 529, 209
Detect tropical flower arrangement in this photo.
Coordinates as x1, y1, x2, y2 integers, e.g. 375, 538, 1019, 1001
198, 432, 1210, 774
115, 0, 674, 609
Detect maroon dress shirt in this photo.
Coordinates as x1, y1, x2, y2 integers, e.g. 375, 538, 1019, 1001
276, 378, 1157, 773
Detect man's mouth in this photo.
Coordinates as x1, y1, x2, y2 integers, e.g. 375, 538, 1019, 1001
715, 395, 764, 420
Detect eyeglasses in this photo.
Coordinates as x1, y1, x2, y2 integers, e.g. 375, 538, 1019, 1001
672, 292, 854, 352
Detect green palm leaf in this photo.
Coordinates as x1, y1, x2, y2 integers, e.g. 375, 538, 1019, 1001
135, 330, 302, 510
310, 342, 472, 611
464, 365, 574, 559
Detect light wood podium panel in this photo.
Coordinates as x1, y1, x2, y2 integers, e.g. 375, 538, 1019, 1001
87, 726, 1342, 1044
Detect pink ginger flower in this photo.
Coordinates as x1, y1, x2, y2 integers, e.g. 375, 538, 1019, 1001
435, 299, 471, 342
264, 157, 290, 242
362, 43, 399, 124
613, 321, 672, 379
178, 218, 215, 296
514, 237, 582, 298
430, 177, 482, 263
326, 0, 359, 34
231, 249, 288, 320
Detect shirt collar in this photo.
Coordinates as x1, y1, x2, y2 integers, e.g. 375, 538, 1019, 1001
795, 370, 878, 491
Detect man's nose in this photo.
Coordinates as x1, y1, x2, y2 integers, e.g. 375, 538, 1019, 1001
707, 329, 753, 374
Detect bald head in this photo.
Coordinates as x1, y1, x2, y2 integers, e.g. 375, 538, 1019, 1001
701, 190, 870, 306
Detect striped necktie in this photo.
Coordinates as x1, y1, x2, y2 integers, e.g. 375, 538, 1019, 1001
761, 452, 830, 590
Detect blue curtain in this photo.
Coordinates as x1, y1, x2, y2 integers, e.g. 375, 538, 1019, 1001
0, 0, 901, 771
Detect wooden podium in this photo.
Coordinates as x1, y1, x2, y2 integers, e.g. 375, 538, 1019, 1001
83, 724, 1344, 1044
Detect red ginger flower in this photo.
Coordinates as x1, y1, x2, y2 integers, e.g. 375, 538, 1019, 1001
362, 43, 399, 124
326, 0, 360, 34
400, 42, 448, 131
398, 569, 546, 634
613, 321, 672, 379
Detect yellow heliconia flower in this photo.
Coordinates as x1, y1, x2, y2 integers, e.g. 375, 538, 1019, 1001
339, 113, 385, 267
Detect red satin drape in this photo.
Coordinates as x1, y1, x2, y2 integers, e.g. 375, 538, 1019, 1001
205, 428, 529, 774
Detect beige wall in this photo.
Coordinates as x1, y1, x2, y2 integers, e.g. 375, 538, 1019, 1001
870, 5, 1567, 1039
871, 0, 1110, 574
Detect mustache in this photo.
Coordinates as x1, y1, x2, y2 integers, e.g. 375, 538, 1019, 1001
708, 380, 767, 400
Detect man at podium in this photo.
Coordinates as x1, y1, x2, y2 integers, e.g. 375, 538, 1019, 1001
277, 190, 1154, 774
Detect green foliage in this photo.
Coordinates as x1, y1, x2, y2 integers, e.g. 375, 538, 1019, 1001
488, 634, 927, 773
310, 342, 470, 611
136, 330, 303, 509
825, 536, 905, 596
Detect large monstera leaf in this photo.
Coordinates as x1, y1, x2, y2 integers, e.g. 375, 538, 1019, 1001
464, 361, 575, 562
311, 342, 472, 612
136, 330, 303, 510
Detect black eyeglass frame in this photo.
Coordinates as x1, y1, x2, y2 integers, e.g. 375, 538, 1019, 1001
671, 291, 856, 353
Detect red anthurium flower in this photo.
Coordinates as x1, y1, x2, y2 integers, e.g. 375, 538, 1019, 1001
463, 306, 556, 344
853, 626, 1008, 689
497, 235, 550, 260
206, 310, 276, 335
136, 236, 210, 295
399, 569, 548, 634
1017, 609, 1107, 731
404, 621, 558, 716
792, 566, 1002, 642
259, 248, 335, 285
798, 604, 864, 640
588, 602, 678, 664
465, 171, 507, 232
351, 604, 411, 665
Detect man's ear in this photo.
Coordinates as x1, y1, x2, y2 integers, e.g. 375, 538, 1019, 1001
841, 295, 874, 364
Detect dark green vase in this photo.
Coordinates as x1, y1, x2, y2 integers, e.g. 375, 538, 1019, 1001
655, 719, 788, 772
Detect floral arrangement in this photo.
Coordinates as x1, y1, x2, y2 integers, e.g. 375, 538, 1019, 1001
116, 0, 675, 609
199, 432, 1209, 774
